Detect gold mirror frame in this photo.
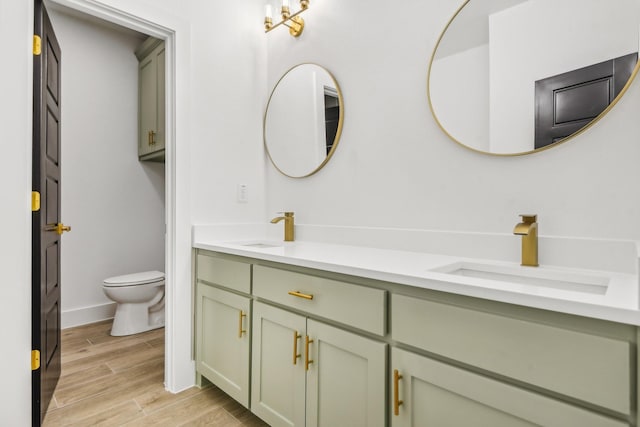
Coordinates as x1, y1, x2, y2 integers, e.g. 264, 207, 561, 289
427, 0, 640, 156
264, 63, 345, 177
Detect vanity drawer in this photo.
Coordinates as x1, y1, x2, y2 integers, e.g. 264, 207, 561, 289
253, 265, 386, 336
391, 294, 631, 415
196, 252, 251, 294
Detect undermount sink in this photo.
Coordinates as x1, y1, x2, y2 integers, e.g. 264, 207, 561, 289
241, 242, 282, 249
430, 262, 610, 295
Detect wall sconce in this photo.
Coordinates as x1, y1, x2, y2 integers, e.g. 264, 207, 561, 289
264, 0, 309, 37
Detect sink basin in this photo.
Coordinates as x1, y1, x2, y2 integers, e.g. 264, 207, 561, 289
241, 242, 282, 249
430, 262, 609, 295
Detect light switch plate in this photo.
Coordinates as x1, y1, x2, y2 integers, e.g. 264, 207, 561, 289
237, 184, 248, 203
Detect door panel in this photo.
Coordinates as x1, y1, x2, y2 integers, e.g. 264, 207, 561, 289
306, 320, 386, 427
33, 0, 62, 424
46, 109, 58, 162
45, 303, 59, 365
535, 52, 637, 149
251, 302, 306, 427
139, 55, 157, 157
45, 243, 58, 294
195, 284, 250, 406
408, 374, 537, 427
391, 347, 625, 427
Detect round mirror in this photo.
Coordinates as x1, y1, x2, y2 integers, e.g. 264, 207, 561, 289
264, 64, 344, 177
428, 0, 640, 155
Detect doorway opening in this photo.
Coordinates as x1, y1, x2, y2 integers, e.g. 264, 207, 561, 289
37, 0, 185, 414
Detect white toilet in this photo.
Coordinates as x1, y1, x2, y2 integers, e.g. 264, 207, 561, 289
102, 271, 165, 336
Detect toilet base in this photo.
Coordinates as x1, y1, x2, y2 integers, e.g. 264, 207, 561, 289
110, 302, 165, 336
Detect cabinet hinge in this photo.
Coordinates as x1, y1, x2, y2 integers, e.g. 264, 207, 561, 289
31, 191, 41, 212
31, 350, 40, 371
33, 35, 41, 56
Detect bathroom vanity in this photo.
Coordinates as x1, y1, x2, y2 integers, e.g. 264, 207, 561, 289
193, 233, 640, 427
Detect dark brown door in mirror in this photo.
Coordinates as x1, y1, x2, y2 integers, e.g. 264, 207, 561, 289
535, 52, 637, 149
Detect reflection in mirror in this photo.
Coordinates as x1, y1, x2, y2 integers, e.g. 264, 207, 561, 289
265, 64, 343, 177
428, 0, 640, 155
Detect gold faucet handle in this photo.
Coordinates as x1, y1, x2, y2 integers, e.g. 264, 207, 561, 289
519, 214, 537, 224
278, 211, 294, 217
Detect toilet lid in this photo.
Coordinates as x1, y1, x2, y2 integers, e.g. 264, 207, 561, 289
103, 271, 165, 287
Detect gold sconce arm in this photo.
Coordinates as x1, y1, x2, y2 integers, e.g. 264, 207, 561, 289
264, 0, 309, 37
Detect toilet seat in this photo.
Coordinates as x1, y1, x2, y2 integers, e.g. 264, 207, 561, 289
103, 270, 164, 287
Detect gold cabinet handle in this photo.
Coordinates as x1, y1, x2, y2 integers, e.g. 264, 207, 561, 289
148, 130, 156, 146
305, 335, 314, 371
393, 369, 403, 416
293, 331, 301, 365
288, 290, 313, 300
238, 311, 246, 338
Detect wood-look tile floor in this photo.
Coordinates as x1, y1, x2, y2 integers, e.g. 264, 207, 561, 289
43, 320, 269, 426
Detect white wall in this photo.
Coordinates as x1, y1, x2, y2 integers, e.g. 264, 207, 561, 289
188, 0, 267, 225
47, 9, 165, 328
0, 0, 34, 422
265, 0, 640, 243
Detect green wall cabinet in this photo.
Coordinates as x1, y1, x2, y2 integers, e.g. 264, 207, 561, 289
135, 37, 165, 162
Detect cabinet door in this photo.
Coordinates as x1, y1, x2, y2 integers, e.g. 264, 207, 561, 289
251, 302, 306, 427
390, 348, 626, 427
154, 45, 165, 151
138, 43, 165, 159
138, 52, 157, 157
196, 284, 250, 407
306, 320, 386, 427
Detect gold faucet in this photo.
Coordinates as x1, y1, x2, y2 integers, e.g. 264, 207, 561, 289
513, 214, 538, 267
271, 212, 295, 242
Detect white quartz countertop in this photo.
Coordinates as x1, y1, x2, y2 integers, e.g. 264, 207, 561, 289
193, 236, 640, 326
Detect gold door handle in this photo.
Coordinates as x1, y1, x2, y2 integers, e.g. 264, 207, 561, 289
148, 130, 156, 146
293, 331, 301, 365
238, 311, 246, 338
305, 335, 314, 371
288, 290, 313, 300
393, 369, 403, 416
46, 223, 71, 235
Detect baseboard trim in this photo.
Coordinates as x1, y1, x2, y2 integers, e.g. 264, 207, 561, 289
62, 302, 116, 329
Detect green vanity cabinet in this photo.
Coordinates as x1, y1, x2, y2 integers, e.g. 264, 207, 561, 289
251, 266, 386, 427
194, 249, 638, 426
195, 253, 251, 407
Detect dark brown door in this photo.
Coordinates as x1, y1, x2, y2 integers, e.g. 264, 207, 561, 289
33, 0, 65, 424
535, 52, 637, 149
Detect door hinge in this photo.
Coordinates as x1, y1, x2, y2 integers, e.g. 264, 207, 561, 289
31, 350, 40, 371
33, 35, 41, 56
31, 191, 41, 212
